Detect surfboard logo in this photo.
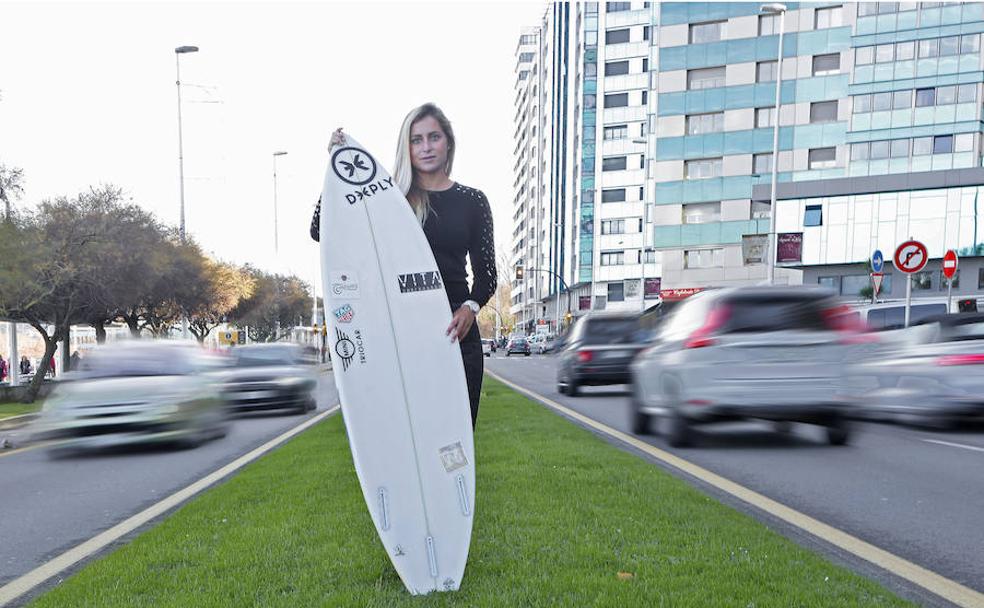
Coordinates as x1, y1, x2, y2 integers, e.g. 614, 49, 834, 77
334, 328, 367, 372
331, 146, 378, 186
439, 441, 468, 473
332, 304, 354, 323
329, 271, 360, 299
398, 271, 443, 293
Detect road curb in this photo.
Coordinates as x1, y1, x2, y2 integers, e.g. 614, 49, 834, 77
0, 413, 39, 432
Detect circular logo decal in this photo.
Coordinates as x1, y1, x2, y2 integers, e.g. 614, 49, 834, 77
335, 338, 355, 359
331, 147, 377, 186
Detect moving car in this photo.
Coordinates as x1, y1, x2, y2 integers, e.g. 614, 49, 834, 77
530, 334, 556, 354
850, 313, 984, 429
505, 337, 531, 356
555, 313, 650, 396
629, 286, 857, 447
221, 343, 318, 415
482, 339, 493, 357
34, 341, 229, 457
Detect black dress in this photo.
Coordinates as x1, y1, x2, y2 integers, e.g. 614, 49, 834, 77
310, 182, 496, 427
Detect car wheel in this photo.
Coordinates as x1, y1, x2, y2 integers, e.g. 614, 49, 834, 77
525, 352, 530, 357
630, 403, 652, 435
506, 352, 510, 357
568, 379, 579, 397
825, 416, 851, 446
666, 410, 691, 448
772, 420, 793, 434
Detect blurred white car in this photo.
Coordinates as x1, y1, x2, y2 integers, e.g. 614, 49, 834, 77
35, 341, 229, 457
482, 340, 492, 357
849, 313, 984, 429
629, 286, 861, 447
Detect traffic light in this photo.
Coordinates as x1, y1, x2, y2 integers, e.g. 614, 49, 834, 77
515, 265, 524, 280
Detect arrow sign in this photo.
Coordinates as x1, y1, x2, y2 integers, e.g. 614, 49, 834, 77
871, 250, 884, 273
942, 249, 959, 280
894, 240, 928, 274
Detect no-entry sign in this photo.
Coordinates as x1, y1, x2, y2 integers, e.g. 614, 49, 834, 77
942, 250, 959, 280
894, 240, 928, 274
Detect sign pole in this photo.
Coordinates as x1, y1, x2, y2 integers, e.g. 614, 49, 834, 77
947, 278, 953, 313
905, 274, 912, 328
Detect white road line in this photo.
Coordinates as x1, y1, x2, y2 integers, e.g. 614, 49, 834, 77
922, 439, 984, 454
485, 370, 984, 608
0, 405, 341, 607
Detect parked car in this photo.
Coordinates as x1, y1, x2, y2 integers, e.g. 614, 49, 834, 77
506, 337, 531, 356
34, 341, 229, 457
530, 334, 557, 354
555, 313, 650, 396
629, 286, 858, 447
849, 313, 984, 429
221, 343, 318, 415
482, 339, 493, 357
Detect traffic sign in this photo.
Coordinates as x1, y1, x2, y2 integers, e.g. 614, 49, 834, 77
942, 249, 959, 280
893, 240, 928, 274
871, 272, 884, 297
871, 249, 884, 273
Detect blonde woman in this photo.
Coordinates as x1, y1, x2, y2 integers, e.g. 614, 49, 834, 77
311, 103, 497, 427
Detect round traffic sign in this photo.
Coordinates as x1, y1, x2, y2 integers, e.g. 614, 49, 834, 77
942, 249, 959, 279
894, 240, 928, 274
871, 249, 884, 273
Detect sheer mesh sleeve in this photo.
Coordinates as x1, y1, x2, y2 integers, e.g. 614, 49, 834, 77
310, 197, 321, 242
467, 190, 497, 306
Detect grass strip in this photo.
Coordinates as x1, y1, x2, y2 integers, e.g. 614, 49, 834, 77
31, 377, 912, 607
0, 402, 40, 421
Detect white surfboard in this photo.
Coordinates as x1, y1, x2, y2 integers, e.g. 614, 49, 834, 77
319, 136, 475, 594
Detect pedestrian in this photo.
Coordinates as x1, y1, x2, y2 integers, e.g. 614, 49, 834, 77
19, 356, 31, 376
310, 104, 497, 428
70, 350, 81, 371
49, 355, 56, 378
0, 355, 7, 384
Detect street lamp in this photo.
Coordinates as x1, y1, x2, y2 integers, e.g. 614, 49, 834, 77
273, 151, 288, 253
175, 44, 198, 340
761, 3, 787, 285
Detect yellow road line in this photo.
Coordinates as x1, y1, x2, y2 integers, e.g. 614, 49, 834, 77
486, 370, 984, 608
0, 405, 340, 607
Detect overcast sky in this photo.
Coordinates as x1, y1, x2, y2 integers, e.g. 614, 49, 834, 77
1, 0, 544, 295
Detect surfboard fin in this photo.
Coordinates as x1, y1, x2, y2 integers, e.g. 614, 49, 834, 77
456, 475, 471, 517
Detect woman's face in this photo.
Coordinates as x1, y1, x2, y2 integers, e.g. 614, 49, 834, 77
409, 115, 449, 176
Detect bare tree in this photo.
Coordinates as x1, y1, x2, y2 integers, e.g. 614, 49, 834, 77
0, 163, 25, 222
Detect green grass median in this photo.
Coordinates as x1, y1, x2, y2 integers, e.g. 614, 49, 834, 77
31, 377, 912, 607
0, 401, 39, 421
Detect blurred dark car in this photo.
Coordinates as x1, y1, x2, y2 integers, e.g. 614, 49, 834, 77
34, 341, 229, 457
629, 286, 858, 447
555, 313, 650, 396
505, 337, 531, 356
221, 343, 318, 415
850, 313, 984, 429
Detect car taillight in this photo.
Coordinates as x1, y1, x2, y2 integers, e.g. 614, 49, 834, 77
684, 305, 731, 349
937, 354, 984, 366
821, 304, 877, 344
577, 350, 593, 362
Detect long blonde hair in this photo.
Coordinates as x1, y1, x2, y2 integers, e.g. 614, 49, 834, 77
393, 103, 456, 225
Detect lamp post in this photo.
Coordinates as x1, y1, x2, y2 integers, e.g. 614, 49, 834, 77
273, 151, 288, 253
175, 44, 198, 340
761, 3, 787, 285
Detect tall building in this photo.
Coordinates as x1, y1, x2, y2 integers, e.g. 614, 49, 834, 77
514, 2, 984, 325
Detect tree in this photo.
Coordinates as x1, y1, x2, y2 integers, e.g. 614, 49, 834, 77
0, 163, 25, 222
228, 268, 311, 343
184, 258, 255, 344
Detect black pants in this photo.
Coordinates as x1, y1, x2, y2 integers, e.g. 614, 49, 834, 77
458, 321, 484, 429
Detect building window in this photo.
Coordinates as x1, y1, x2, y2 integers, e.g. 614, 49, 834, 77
804, 204, 823, 226
601, 188, 626, 202
875, 43, 894, 63
853, 94, 871, 113
687, 66, 726, 90
815, 5, 843, 29
872, 91, 892, 111
601, 219, 625, 234
759, 13, 780, 36
870, 140, 890, 160
690, 20, 726, 44
605, 60, 630, 76
918, 38, 938, 58
753, 153, 773, 175
684, 157, 722, 179
742, 234, 767, 265
751, 201, 771, 219
939, 270, 960, 289
956, 133, 975, 152
841, 274, 869, 297
936, 86, 956, 105
851, 143, 869, 161
605, 28, 631, 44
810, 101, 838, 123
913, 271, 932, 290
958, 83, 977, 103
607, 281, 625, 301
891, 139, 909, 158
603, 124, 628, 140
896, 40, 915, 61
819, 276, 840, 291
641, 90, 648, 106
604, 93, 629, 108
933, 135, 953, 154
812, 53, 840, 76
686, 112, 724, 135
940, 35, 959, 56
755, 107, 775, 128
913, 137, 933, 156
962, 34, 980, 54
684, 248, 724, 269
855, 46, 874, 65
603, 157, 628, 171
643, 248, 657, 264
682, 202, 721, 224
808, 147, 836, 169
893, 90, 912, 109
606, 2, 631, 12
756, 60, 778, 83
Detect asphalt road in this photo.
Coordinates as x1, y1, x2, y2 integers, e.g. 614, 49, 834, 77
0, 371, 339, 592
486, 352, 984, 603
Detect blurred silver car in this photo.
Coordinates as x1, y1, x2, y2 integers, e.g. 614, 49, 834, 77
221, 344, 318, 415
629, 286, 859, 447
849, 313, 984, 429
35, 341, 229, 457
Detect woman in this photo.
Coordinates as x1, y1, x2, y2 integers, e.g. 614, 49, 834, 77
0, 354, 7, 384
311, 103, 496, 427
19, 356, 31, 376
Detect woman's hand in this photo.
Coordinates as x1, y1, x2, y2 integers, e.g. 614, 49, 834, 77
446, 306, 475, 343
328, 127, 346, 151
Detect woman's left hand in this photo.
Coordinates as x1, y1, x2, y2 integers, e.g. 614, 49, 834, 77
446, 306, 475, 343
